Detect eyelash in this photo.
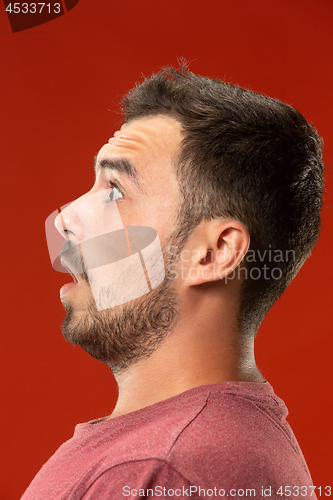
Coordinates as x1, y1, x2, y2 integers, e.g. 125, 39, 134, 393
107, 181, 124, 200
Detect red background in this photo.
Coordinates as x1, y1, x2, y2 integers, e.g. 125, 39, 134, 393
1, 1, 332, 498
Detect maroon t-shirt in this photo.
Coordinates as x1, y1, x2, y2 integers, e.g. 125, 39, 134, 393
21, 382, 316, 499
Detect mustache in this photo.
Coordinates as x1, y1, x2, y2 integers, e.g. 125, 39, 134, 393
59, 239, 85, 275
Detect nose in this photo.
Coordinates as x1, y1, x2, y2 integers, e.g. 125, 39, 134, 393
54, 197, 84, 241
54, 188, 126, 249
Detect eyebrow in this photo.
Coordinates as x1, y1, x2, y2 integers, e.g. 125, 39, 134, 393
94, 156, 143, 192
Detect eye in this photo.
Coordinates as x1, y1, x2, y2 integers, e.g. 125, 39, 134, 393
108, 182, 123, 201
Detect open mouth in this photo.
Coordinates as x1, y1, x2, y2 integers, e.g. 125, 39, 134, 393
60, 256, 78, 281
59, 265, 80, 299
59, 256, 81, 289
66, 266, 79, 283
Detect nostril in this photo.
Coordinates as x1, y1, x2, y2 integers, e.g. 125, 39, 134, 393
54, 209, 76, 239
63, 228, 76, 240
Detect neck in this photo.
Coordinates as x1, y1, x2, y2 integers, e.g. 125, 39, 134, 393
109, 288, 264, 419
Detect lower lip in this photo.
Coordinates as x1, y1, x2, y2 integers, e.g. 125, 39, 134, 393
60, 282, 78, 298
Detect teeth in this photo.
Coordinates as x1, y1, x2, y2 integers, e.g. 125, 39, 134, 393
71, 272, 78, 282
66, 267, 78, 282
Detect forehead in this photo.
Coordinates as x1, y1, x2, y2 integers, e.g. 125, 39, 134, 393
96, 115, 184, 180
113, 114, 183, 153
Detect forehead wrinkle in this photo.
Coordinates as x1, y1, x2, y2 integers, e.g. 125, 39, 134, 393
117, 119, 181, 153
113, 116, 184, 162
93, 116, 183, 200
111, 132, 154, 154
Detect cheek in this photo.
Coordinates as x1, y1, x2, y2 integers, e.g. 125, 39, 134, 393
116, 190, 178, 245
152, 184, 179, 220
116, 200, 144, 227
146, 200, 175, 238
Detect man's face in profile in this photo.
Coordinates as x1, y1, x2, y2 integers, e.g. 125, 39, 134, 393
54, 115, 185, 373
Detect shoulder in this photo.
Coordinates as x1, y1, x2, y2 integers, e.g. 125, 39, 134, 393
93, 381, 291, 469
80, 381, 307, 498
92, 382, 296, 479
165, 382, 312, 489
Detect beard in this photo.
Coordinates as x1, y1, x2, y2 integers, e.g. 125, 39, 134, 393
61, 233, 182, 375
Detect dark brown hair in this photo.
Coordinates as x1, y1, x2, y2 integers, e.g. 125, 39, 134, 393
122, 63, 324, 335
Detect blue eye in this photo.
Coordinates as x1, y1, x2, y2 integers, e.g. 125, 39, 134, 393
108, 182, 123, 201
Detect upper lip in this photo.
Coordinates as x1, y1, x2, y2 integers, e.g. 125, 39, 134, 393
60, 258, 79, 282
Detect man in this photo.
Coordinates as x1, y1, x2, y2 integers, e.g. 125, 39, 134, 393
23, 64, 323, 499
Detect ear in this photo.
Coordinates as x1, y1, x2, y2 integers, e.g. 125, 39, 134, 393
179, 219, 250, 287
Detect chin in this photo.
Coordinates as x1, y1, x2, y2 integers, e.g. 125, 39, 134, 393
60, 277, 180, 373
